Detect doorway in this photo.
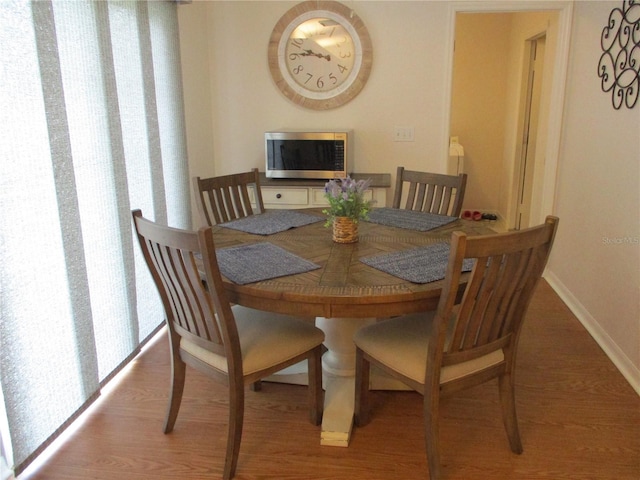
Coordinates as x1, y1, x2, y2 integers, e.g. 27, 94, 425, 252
446, 3, 573, 230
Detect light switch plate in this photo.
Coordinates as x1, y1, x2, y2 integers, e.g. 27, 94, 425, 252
394, 126, 414, 142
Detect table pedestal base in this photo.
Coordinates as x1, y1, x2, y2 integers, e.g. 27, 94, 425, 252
320, 375, 354, 446
263, 316, 410, 446
316, 316, 376, 447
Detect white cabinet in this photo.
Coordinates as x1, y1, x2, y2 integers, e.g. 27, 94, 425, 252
308, 186, 382, 208
260, 185, 386, 210
257, 173, 390, 210
261, 187, 309, 207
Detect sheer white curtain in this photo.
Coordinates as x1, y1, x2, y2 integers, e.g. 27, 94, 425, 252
0, 1, 190, 476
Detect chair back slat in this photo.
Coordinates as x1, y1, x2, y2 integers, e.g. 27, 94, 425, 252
486, 250, 532, 342
440, 187, 453, 214
133, 210, 230, 357
438, 217, 559, 368
170, 245, 211, 339
205, 189, 226, 224
148, 241, 200, 336
405, 182, 419, 210
427, 185, 439, 213
193, 168, 264, 227
393, 166, 467, 216
418, 184, 429, 211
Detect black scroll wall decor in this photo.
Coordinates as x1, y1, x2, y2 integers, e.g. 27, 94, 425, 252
598, 0, 640, 109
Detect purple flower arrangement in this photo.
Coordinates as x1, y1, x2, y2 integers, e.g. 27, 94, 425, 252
322, 176, 374, 226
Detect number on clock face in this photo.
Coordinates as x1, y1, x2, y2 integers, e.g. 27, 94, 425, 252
284, 18, 355, 93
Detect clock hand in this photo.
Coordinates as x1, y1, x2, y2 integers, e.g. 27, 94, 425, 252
298, 49, 331, 61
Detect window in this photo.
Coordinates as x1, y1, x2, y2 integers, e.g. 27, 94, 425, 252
0, 1, 190, 475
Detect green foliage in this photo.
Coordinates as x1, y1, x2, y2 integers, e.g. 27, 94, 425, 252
322, 177, 374, 226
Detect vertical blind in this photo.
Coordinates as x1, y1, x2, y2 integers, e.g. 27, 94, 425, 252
0, 0, 190, 475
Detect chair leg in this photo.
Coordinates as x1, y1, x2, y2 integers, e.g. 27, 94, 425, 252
307, 345, 323, 425
354, 347, 371, 427
224, 378, 245, 480
250, 380, 262, 392
423, 384, 442, 480
164, 340, 186, 434
498, 373, 523, 454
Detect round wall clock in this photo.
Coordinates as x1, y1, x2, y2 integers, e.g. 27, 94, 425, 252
268, 0, 373, 110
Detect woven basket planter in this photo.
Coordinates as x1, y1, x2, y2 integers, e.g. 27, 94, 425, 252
332, 217, 358, 243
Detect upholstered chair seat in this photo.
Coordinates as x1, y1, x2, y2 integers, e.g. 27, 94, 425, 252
181, 306, 324, 377
354, 312, 504, 386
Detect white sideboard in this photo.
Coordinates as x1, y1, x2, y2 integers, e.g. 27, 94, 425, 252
257, 173, 391, 210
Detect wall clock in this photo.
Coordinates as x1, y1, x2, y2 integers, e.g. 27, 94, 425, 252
268, 0, 373, 110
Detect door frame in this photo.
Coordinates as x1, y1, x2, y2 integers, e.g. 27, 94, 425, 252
441, 1, 574, 227
516, 33, 546, 230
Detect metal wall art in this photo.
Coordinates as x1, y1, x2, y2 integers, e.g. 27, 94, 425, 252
598, 0, 640, 109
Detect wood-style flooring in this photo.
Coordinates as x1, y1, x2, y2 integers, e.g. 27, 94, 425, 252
19, 280, 640, 479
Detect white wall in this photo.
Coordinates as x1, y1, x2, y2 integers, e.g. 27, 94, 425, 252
177, 0, 214, 219
545, 1, 640, 392
180, 1, 452, 188
177, 1, 640, 393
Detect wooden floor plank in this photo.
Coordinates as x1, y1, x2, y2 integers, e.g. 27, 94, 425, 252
19, 280, 640, 479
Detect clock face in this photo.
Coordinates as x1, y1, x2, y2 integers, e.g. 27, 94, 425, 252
284, 17, 356, 95
268, 1, 372, 110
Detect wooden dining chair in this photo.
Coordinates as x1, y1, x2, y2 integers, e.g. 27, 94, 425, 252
392, 166, 467, 217
132, 210, 324, 480
193, 168, 265, 227
354, 216, 559, 480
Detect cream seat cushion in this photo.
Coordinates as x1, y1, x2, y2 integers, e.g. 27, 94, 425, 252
180, 306, 324, 377
353, 311, 504, 385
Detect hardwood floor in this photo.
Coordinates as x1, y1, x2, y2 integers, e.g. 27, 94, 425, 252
20, 280, 639, 479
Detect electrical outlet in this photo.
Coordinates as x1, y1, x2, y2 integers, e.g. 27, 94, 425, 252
394, 126, 414, 142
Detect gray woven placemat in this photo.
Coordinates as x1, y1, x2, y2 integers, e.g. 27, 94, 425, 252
220, 210, 322, 235
361, 242, 475, 284
366, 208, 458, 231
217, 242, 320, 285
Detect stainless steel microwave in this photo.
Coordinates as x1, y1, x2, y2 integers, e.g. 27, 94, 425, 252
265, 130, 352, 179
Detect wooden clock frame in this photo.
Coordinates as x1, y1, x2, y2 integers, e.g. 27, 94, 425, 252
268, 0, 373, 110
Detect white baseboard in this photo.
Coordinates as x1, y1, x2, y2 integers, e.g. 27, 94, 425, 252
544, 271, 640, 396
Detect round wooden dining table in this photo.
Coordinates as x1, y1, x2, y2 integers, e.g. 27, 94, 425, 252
210, 209, 488, 447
